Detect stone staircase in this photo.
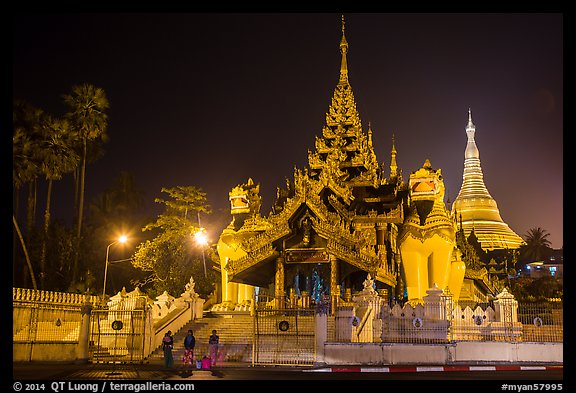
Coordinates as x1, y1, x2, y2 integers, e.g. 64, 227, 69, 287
147, 312, 254, 364
14, 321, 81, 341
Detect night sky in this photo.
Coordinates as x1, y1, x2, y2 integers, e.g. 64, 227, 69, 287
12, 13, 563, 249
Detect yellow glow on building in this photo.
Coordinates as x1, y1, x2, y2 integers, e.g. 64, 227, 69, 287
451, 110, 525, 250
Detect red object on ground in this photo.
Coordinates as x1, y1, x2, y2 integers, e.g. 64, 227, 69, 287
201, 357, 211, 369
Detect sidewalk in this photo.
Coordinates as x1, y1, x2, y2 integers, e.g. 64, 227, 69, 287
12, 359, 264, 381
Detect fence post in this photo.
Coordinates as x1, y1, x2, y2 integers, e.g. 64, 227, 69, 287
423, 284, 444, 319
314, 298, 329, 366
494, 288, 518, 323
76, 293, 93, 364
351, 273, 381, 342
494, 288, 519, 341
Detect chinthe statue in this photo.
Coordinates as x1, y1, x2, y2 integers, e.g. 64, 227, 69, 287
397, 159, 465, 304
215, 178, 271, 311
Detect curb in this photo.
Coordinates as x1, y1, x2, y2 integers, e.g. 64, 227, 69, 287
305, 365, 563, 373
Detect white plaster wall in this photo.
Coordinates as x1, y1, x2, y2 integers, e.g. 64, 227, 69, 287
514, 342, 563, 363
453, 341, 514, 362
388, 343, 448, 364
322, 341, 563, 365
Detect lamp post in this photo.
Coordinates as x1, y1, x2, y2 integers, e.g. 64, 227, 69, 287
195, 212, 208, 278
102, 235, 127, 302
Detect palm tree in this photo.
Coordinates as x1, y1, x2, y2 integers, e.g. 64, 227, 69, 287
37, 114, 80, 288
63, 84, 109, 283
13, 100, 43, 289
518, 227, 553, 266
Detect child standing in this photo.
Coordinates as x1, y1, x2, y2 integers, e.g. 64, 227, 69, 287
208, 329, 219, 367
182, 330, 195, 370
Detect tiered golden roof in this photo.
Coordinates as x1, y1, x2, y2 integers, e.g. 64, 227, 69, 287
222, 16, 408, 289
308, 16, 380, 189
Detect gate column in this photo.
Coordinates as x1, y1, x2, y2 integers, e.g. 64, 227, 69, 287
330, 254, 339, 315
76, 293, 92, 364
275, 256, 285, 309
315, 310, 327, 366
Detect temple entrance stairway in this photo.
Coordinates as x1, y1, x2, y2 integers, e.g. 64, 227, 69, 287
146, 312, 254, 365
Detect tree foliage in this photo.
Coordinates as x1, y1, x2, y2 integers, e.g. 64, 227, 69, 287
132, 186, 217, 298
517, 227, 553, 266
510, 276, 563, 302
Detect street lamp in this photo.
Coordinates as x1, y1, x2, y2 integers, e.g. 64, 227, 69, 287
102, 235, 128, 302
195, 212, 208, 278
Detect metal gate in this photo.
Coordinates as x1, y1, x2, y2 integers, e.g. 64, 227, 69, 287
89, 301, 147, 363
253, 308, 315, 366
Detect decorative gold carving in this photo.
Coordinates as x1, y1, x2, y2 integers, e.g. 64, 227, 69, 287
228, 243, 278, 274
216, 16, 405, 300
275, 257, 285, 308
285, 249, 330, 264
229, 177, 262, 216
398, 160, 455, 244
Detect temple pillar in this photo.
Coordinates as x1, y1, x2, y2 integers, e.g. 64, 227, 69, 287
376, 223, 387, 271
394, 251, 405, 302
238, 283, 254, 304
344, 288, 352, 302
330, 255, 339, 315
275, 256, 285, 309
221, 257, 238, 304
376, 223, 386, 246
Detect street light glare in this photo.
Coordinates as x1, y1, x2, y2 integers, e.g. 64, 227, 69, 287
194, 230, 208, 246
102, 234, 129, 301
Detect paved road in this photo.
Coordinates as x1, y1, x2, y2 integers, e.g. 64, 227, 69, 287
12, 361, 563, 384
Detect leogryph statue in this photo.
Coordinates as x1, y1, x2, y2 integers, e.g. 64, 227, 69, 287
397, 159, 466, 304
214, 178, 271, 311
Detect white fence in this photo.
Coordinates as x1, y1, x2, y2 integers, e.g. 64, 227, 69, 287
13, 277, 205, 363
333, 287, 562, 344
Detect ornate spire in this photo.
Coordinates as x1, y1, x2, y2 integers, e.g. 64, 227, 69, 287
367, 121, 373, 147
339, 14, 349, 85
307, 15, 379, 188
390, 133, 398, 179
466, 108, 474, 131
465, 108, 479, 160
451, 110, 525, 250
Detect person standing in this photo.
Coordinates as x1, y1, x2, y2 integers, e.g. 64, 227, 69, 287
208, 329, 219, 367
182, 329, 196, 370
162, 330, 174, 369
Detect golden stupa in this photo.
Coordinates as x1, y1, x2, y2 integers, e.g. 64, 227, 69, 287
451, 110, 525, 251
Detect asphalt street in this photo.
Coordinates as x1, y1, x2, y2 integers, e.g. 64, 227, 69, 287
12, 361, 563, 384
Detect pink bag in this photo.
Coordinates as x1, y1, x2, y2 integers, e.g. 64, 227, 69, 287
201, 357, 211, 369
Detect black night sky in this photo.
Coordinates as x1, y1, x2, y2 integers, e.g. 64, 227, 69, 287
12, 13, 563, 249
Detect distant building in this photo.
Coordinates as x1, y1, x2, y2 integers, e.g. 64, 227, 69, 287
519, 249, 563, 280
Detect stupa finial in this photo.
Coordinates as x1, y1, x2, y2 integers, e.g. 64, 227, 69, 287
467, 108, 475, 131
339, 15, 349, 84
390, 132, 398, 178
